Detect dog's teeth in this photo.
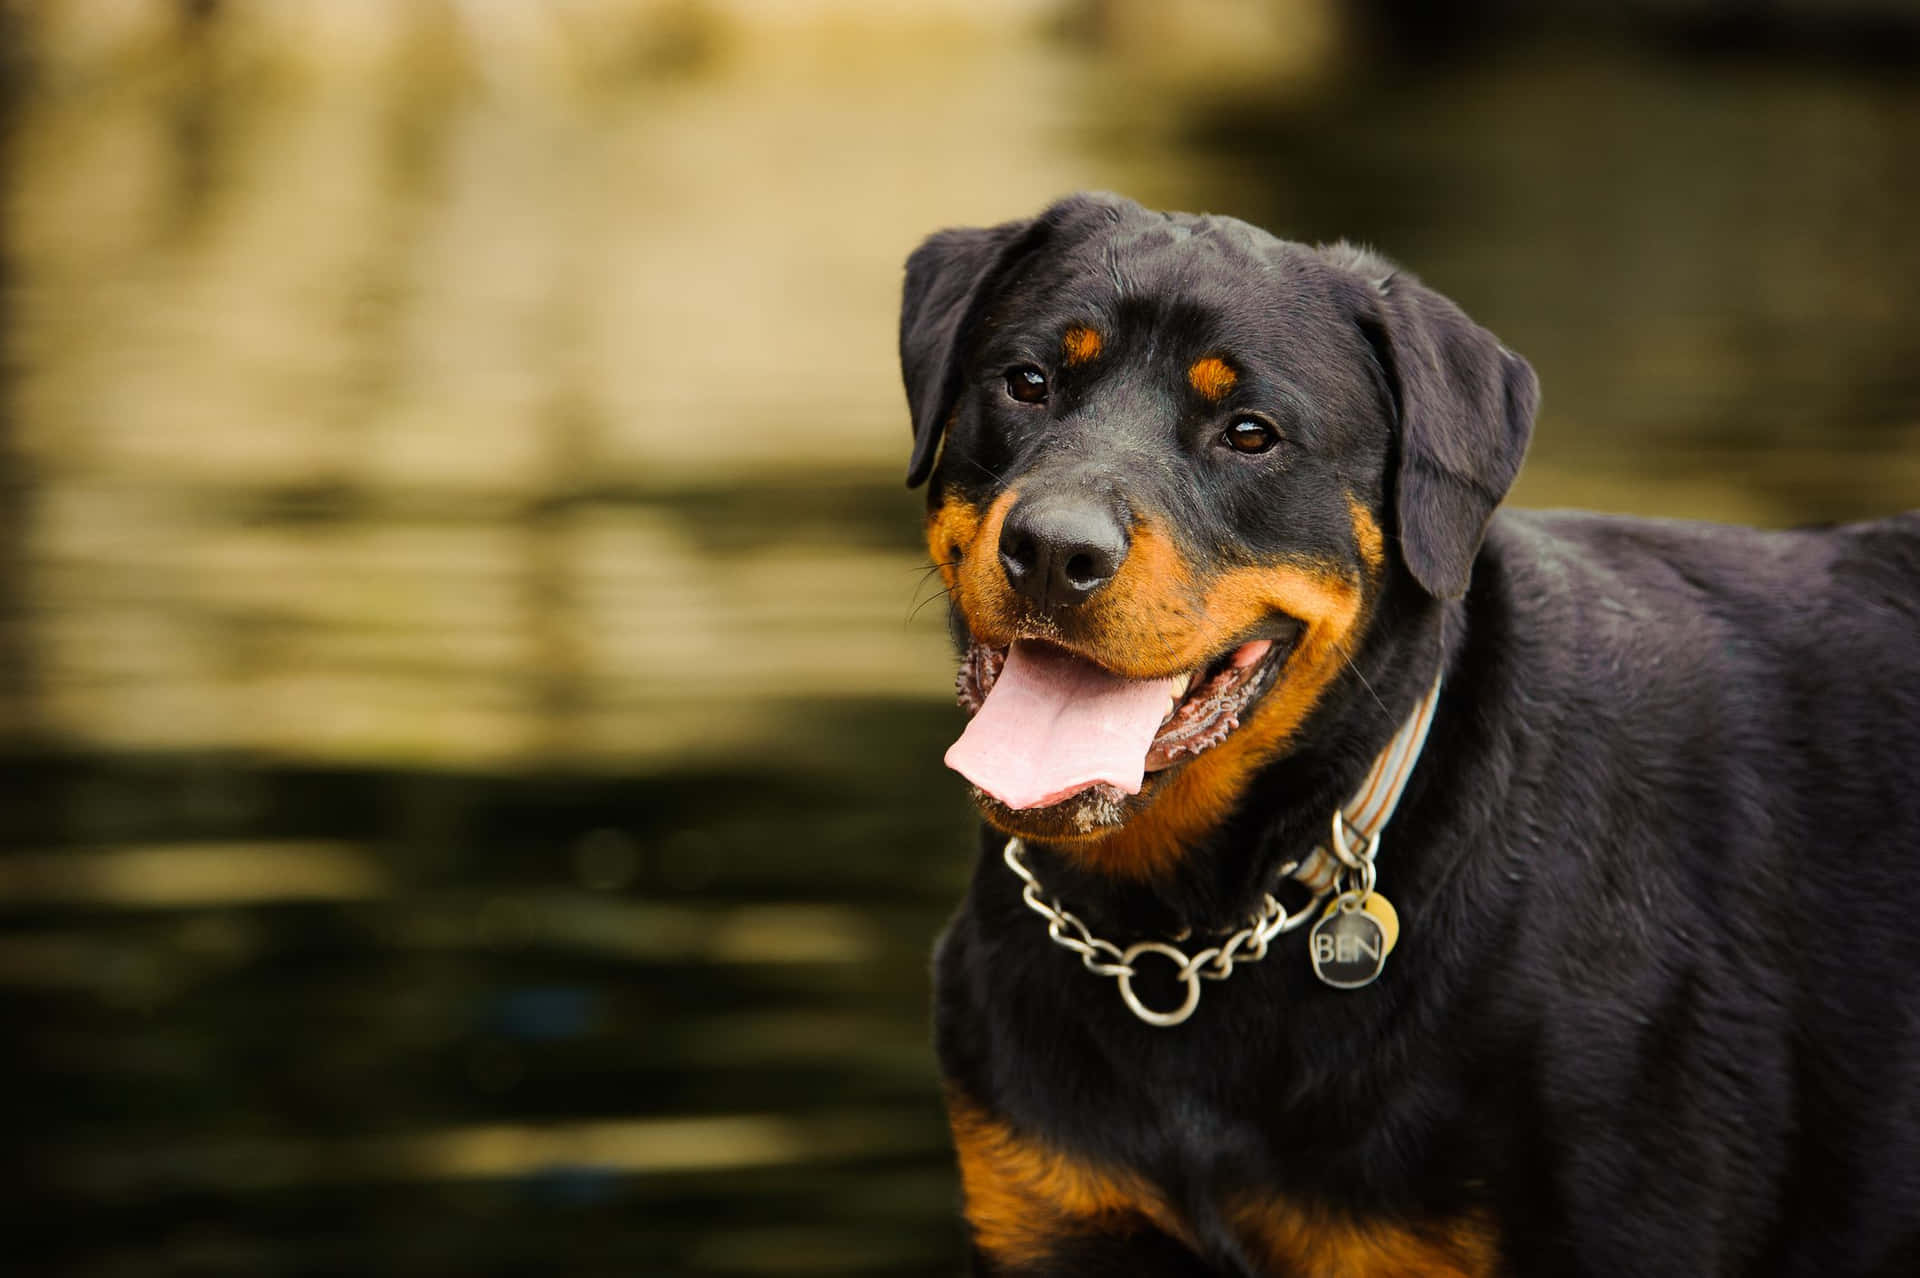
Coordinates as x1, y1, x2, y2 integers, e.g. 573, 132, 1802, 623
1174, 671, 1194, 697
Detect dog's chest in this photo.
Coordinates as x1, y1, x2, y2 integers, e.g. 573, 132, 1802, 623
947, 896, 1503, 1273
1211, 1192, 1500, 1277
954, 1119, 1500, 1276
1163, 1126, 1500, 1277
962, 1060, 1500, 1277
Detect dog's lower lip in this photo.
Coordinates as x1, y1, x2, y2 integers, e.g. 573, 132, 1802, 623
1143, 639, 1280, 771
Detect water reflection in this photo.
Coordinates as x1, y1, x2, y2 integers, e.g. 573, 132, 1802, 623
0, 840, 386, 907
3, 3, 1916, 1274
4, 749, 972, 1274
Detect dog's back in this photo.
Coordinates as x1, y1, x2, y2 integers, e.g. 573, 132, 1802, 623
1463, 509, 1920, 1274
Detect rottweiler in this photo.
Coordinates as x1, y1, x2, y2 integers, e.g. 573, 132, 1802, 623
897, 192, 1920, 1277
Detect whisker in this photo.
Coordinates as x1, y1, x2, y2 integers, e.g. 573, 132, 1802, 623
910, 559, 960, 586
907, 561, 959, 607
907, 582, 959, 625
960, 456, 1012, 488
1336, 639, 1390, 720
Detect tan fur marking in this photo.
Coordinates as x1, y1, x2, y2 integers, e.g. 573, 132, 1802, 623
926, 497, 985, 594
948, 1091, 1192, 1266
1230, 1195, 1500, 1278
949, 490, 1021, 639
1062, 326, 1104, 366
1188, 355, 1238, 402
1349, 494, 1386, 579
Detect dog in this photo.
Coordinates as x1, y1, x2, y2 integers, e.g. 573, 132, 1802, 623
898, 193, 1920, 1276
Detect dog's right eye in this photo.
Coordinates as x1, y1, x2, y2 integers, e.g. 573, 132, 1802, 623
1223, 417, 1280, 454
1004, 365, 1049, 405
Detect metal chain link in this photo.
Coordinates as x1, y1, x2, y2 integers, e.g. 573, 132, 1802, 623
1002, 836, 1336, 1026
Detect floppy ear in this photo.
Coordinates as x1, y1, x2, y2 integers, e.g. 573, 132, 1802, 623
898, 217, 1042, 488
1361, 273, 1538, 598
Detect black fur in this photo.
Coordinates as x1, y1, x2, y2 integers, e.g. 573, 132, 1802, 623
902, 193, 1920, 1276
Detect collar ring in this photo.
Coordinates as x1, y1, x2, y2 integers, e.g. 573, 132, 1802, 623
1116, 941, 1205, 1026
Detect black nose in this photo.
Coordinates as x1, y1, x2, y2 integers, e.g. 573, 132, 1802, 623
998, 492, 1129, 609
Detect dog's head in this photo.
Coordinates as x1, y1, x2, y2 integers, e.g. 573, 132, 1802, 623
901, 194, 1536, 873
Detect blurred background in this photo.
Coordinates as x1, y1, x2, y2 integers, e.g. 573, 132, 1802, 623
1, 0, 1916, 1273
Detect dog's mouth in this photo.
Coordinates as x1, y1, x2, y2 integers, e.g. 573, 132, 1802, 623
945, 631, 1292, 817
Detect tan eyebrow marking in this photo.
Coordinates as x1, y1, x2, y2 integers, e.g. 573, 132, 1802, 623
1061, 326, 1103, 366
1188, 356, 1237, 402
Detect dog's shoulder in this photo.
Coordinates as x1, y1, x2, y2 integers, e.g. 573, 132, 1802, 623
1470, 506, 1920, 800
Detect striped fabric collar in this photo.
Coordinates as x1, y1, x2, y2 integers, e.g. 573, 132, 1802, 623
1285, 673, 1443, 895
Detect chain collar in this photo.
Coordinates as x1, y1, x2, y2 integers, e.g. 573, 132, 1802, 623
1002, 674, 1442, 1027
1003, 826, 1349, 1026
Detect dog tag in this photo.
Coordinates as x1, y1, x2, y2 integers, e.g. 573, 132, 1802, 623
1361, 892, 1399, 957
1310, 897, 1390, 990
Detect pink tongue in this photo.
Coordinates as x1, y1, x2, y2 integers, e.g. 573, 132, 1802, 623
945, 640, 1183, 810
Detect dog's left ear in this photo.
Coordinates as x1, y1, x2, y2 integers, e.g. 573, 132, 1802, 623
898, 217, 1044, 488
1357, 271, 1539, 598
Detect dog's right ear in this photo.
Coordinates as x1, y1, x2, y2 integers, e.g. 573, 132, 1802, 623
1355, 268, 1538, 599
899, 217, 1043, 488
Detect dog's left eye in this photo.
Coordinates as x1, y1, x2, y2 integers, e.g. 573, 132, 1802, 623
1005, 365, 1050, 405
1223, 417, 1279, 454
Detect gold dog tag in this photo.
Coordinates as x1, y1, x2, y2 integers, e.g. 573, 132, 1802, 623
1360, 892, 1399, 957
